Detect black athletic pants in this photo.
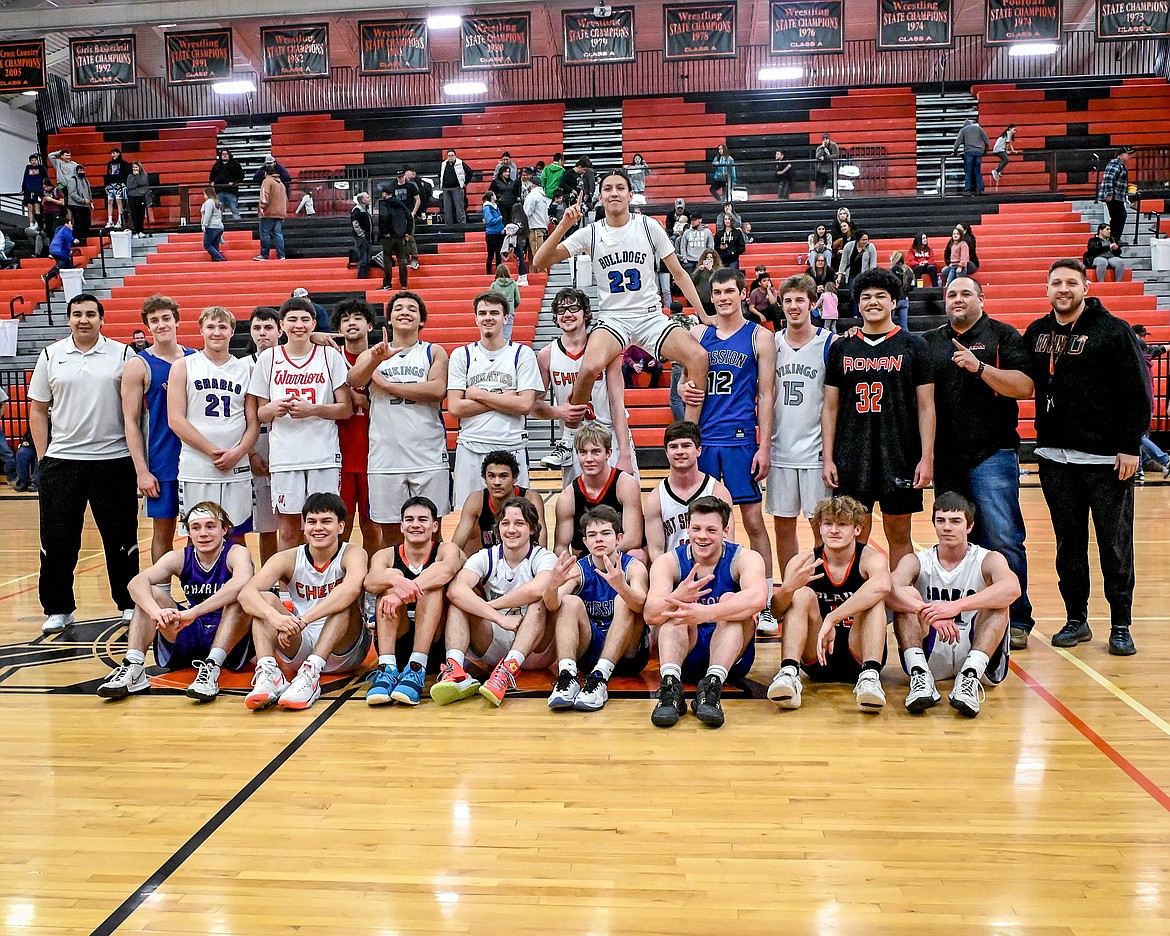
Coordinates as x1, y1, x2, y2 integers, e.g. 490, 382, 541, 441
1105, 198, 1128, 245
38, 455, 139, 616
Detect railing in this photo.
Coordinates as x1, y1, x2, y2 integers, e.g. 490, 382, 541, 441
0, 368, 30, 452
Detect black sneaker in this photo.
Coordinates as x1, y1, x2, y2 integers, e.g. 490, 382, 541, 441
651, 675, 686, 727
1108, 626, 1137, 656
691, 675, 725, 728
1051, 619, 1092, 648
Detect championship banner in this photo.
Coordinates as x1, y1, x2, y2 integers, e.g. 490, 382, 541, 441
461, 14, 532, 69
770, 1, 845, 54
1097, 1, 1170, 39
166, 29, 233, 85
0, 40, 46, 93
70, 36, 137, 90
261, 24, 330, 81
877, 0, 954, 50
359, 19, 430, 75
664, 3, 737, 60
563, 8, 636, 65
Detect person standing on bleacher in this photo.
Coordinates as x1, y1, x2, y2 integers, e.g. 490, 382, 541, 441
952, 118, 990, 197
1098, 146, 1135, 245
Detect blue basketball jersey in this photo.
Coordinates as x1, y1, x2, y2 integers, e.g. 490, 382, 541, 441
180, 542, 232, 626
141, 347, 193, 481
674, 541, 740, 607
575, 552, 634, 630
699, 321, 759, 443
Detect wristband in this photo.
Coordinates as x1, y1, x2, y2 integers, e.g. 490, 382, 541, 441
977, 361, 986, 377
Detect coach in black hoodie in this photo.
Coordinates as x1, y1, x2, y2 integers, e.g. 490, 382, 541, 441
1023, 258, 1150, 657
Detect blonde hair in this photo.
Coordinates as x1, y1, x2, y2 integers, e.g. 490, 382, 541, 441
890, 250, 905, 265
573, 421, 614, 453
183, 500, 231, 529
198, 306, 236, 328
812, 495, 869, 527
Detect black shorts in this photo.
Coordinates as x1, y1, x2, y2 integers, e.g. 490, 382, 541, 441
22, 191, 42, 206
801, 623, 889, 683
838, 481, 923, 516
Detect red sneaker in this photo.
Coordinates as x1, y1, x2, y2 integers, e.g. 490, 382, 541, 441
428, 657, 480, 705
479, 657, 521, 707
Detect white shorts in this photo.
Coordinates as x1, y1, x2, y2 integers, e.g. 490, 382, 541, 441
920, 620, 1010, 686
252, 476, 277, 534
595, 306, 679, 359
466, 614, 556, 671
453, 441, 529, 510
271, 468, 342, 516
178, 479, 254, 531
279, 615, 372, 673
765, 466, 829, 519
369, 469, 453, 524
562, 428, 640, 488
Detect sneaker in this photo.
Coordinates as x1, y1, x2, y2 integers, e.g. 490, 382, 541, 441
365, 663, 399, 706
541, 440, 574, 468
121, 608, 134, 623
991, 169, 1001, 180
853, 669, 886, 712
245, 660, 288, 710
41, 612, 74, 634
13, 480, 27, 492
1162, 459, 1170, 479
756, 605, 779, 637
547, 669, 580, 710
517, 274, 529, 286
1009, 625, 1030, 650
279, 662, 322, 710
253, 256, 268, 261
409, 260, 419, 270
691, 674, 725, 728
186, 659, 221, 702
391, 663, 426, 705
429, 658, 481, 705
1108, 626, 1137, 656
97, 661, 149, 699
1051, 619, 1092, 648
904, 667, 940, 713
480, 657, 521, 706
949, 670, 986, 718
766, 666, 802, 709
574, 671, 609, 711
651, 675, 686, 727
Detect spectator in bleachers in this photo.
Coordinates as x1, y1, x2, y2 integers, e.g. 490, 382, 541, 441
482, 191, 505, 276
808, 224, 829, 252
956, 221, 980, 270
690, 250, 721, 319
22, 153, 48, 229
41, 217, 75, 288
953, 117, 990, 196
439, 148, 471, 224
130, 330, 149, 353
720, 202, 742, 230
350, 192, 373, 279
814, 133, 840, 196
541, 153, 568, 200
775, 150, 793, 200
15, 428, 38, 493
1099, 146, 1135, 243
209, 148, 244, 221
941, 227, 973, 287
1084, 223, 1126, 282
490, 165, 520, 219
255, 165, 287, 261
489, 263, 520, 341
807, 253, 834, 295
665, 198, 688, 233
991, 124, 1018, 182
511, 170, 533, 287
377, 185, 410, 290
495, 151, 518, 179
829, 206, 852, 242
831, 220, 855, 268
103, 148, 129, 229
622, 345, 664, 388
742, 221, 755, 245
251, 154, 292, 194
290, 288, 331, 333
911, 232, 938, 286
41, 182, 66, 246
889, 251, 915, 330
836, 230, 877, 294
48, 148, 79, 191
64, 165, 93, 245
200, 186, 227, 263
0, 388, 17, 485
523, 176, 550, 257
1131, 325, 1170, 481
709, 144, 736, 203
716, 215, 746, 270
626, 154, 650, 197
126, 162, 150, 238
389, 168, 422, 272
749, 273, 783, 326
294, 189, 316, 216
678, 214, 714, 273
574, 157, 597, 213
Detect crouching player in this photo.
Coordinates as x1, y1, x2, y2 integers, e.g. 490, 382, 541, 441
545, 505, 649, 712
887, 492, 1017, 718
239, 492, 371, 712
363, 496, 463, 706
98, 501, 254, 702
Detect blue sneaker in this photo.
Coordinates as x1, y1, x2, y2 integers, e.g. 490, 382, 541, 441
390, 663, 426, 705
365, 664, 399, 706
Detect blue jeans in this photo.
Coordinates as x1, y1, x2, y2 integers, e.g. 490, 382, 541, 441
962, 152, 984, 193
943, 262, 976, 288
894, 298, 909, 331
16, 444, 36, 486
670, 363, 685, 422
218, 191, 240, 220
1141, 435, 1169, 467
0, 434, 15, 482
258, 218, 285, 259
203, 227, 226, 262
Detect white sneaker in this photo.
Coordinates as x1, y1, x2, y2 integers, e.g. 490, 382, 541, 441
278, 662, 322, 710
991, 169, 1001, 181
574, 671, 609, 711
409, 260, 419, 270
245, 661, 288, 710
541, 440, 573, 468
517, 275, 529, 286
905, 666, 940, 713
949, 671, 986, 718
547, 670, 580, 710
853, 669, 885, 712
766, 666, 802, 709
756, 606, 779, 636
97, 661, 149, 699
121, 608, 134, 623
186, 660, 222, 702
41, 612, 74, 634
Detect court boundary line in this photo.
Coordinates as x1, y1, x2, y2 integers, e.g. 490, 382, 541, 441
89, 687, 356, 936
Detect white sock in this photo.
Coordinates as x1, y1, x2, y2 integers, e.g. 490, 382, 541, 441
661, 663, 682, 681
125, 649, 146, 666
904, 647, 928, 672
408, 651, 428, 670
207, 647, 227, 667
307, 654, 327, 673
559, 658, 578, 677
258, 655, 277, 671
505, 649, 525, 667
595, 659, 615, 680
378, 654, 397, 669
766, 578, 774, 599
962, 650, 990, 679
446, 648, 466, 667
706, 664, 729, 683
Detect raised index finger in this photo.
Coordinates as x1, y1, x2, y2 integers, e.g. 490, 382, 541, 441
382, 326, 388, 344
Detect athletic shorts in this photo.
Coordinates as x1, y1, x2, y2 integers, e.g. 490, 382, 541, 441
105, 183, 126, 199
153, 613, 253, 672
279, 616, 372, 673
271, 468, 341, 515
698, 443, 762, 504
252, 475, 277, 534
900, 620, 1009, 686
837, 481, 923, 517
681, 622, 755, 684
454, 441, 528, 511
466, 612, 555, 672
179, 479, 254, 533
579, 621, 651, 677
373, 619, 446, 672
802, 623, 890, 683
595, 306, 679, 360
22, 191, 42, 206
339, 471, 370, 520
369, 469, 452, 524
146, 480, 180, 520
765, 466, 829, 518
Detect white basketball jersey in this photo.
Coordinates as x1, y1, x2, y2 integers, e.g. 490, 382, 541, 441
248, 345, 347, 472
914, 544, 990, 628
289, 542, 350, 623
179, 351, 252, 483
548, 338, 613, 430
448, 341, 542, 448
562, 216, 674, 315
772, 328, 833, 468
368, 341, 449, 474
657, 473, 717, 554
248, 352, 270, 462
464, 543, 557, 603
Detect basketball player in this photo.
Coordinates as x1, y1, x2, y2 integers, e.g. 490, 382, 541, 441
167, 306, 258, 536
447, 292, 542, 509
332, 299, 380, 551
887, 492, 1018, 718
644, 421, 733, 561
97, 501, 254, 702
534, 286, 635, 481
432, 497, 557, 707
348, 290, 451, 547
451, 450, 547, 555
545, 505, 649, 712
363, 496, 462, 706
247, 297, 353, 551
823, 268, 935, 567
766, 495, 891, 713
121, 294, 194, 562
240, 492, 371, 712
552, 422, 643, 557
646, 495, 768, 729
531, 168, 711, 424
247, 308, 281, 563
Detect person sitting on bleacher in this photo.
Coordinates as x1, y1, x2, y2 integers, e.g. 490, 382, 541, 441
911, 233, 939, 286
1084, 223, 1126, 282
41, 217, 75, 287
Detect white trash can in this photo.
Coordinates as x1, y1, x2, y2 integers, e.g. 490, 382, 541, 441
110, 228, 132, 259
1151, 236, 1170, 272
60, 268, 86, 301
573, 253, 593, 289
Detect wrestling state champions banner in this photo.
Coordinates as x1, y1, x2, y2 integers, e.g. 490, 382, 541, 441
359, 20, 430, 74
461, 14, 532, 69
877, 0, 954, 50
563, 8, 636, 65
664, 3, 737, 60
261, 24, 330, 80
166, 29, 233, 85
770, 1, 845, 54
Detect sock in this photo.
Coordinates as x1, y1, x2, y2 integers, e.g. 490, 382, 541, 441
257, 655, 277, 671
408, 651, 428, 670
904, 647, 928, 673
766, 578, 774, 600
781, 658, 800, 674
378, 653, 397, 669
861, 660, 882, 673
558, 658, 578, 677
504, 649, 525, 667
962, 649, 990, 680
307, 654, 327, 674
125, 649, 146, 666
661, 663, 682, 682
207, 647, 227, 667
595, 659, 615, 681
706, 664, 729, 683
446, 648, 466, 667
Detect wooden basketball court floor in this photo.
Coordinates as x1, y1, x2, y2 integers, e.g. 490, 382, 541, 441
2, 477, 1169, 935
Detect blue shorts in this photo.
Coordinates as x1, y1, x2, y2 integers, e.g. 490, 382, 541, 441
153, 613, 253, 672
698, 443, 761, 504
579, 621, 651, 676
681, 622, 755, 684
146, 480, 180, 520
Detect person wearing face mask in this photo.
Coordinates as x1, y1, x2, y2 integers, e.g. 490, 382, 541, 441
65, 165, 93, 245
126, 162, 151, 237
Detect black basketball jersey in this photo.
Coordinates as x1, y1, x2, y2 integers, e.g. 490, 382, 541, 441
812, 542, 867, 627
391, 541, 440, 580
571, 467, 626, 554
478, 485, 530, 549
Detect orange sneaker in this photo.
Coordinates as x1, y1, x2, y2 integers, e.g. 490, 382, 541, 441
479, 657, 521, 707
429, 657, 480, 705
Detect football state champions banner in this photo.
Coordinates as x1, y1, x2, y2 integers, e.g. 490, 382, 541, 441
0, 40, 46, 93
359, 20, 430, 75
985, 0, 1061, 44
563, 8, 636, 65
664, 3, 737, 60
166, 29, 233, 85
70, 36, 137, 90
877, 0, 954, 49
461, 14, 532, 70
770, 1, 845, 54
261, 24, 330, 81
1097, 1, 1170, 39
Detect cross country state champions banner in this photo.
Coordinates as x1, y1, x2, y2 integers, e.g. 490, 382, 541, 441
664, 3, 737, 60
166, 29, 233, 85
877, 0, 955, 49
70, 36, 137, 90
563, 8, 636, 65
0, 39, 46, 93
359, 20, 430, 74
261, 24, 330, 81
461, 14, 532, 70
1097, 1, 1170, 39
770, 1, 845, 54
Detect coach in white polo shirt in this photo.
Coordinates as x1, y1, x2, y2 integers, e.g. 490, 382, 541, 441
29, 293, 140, 635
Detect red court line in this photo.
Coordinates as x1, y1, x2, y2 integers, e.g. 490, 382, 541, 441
1010, 659, 1170, 813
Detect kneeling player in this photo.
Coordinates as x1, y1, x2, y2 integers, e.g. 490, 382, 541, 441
766, 496, 891, 713
433, 497, 557, 707
363, 496, 463, 706
887, 492, 1018, 718
240, 492, 370, 712
98, 501, 254, 702
545, 505, 649, 712
645, 496, 768, 729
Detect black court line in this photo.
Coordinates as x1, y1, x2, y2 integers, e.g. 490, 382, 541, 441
90, 686, 357, 936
